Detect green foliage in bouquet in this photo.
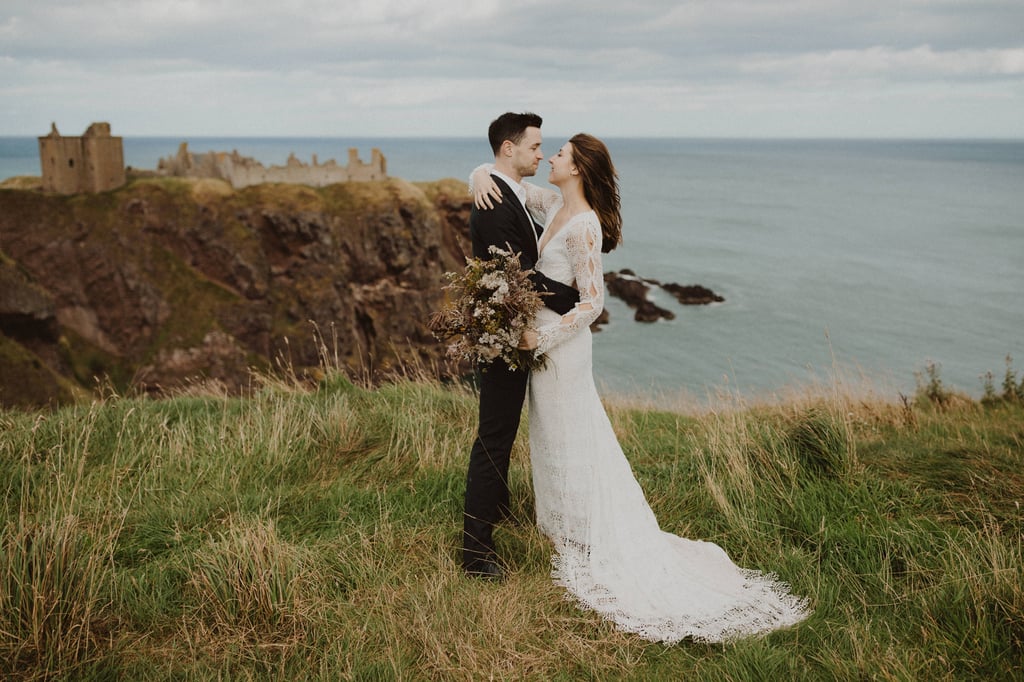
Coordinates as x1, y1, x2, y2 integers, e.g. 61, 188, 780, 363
429, 245, 547, 371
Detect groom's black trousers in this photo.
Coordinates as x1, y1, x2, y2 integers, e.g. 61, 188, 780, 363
462, 359, 529, 569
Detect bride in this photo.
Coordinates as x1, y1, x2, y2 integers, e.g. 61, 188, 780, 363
471, 134, 809, 643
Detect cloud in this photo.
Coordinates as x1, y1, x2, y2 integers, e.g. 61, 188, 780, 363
3, 0, 503, 65
739, 45, 1024, 84
1, 0, 1022, 136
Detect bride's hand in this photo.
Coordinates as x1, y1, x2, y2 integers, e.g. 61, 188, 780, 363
518, 329, 538, 350
473, 169, 503, 210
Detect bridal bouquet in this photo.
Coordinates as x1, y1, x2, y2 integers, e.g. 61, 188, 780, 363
429, 245, 547, 371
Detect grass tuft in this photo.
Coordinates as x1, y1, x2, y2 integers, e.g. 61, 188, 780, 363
786, 408, 853, 480
1, 515, 112, 677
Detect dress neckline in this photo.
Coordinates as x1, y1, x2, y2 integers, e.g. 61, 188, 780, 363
539, 208, 595, 257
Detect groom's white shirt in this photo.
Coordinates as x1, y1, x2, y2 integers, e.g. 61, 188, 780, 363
490, 169, 539, 243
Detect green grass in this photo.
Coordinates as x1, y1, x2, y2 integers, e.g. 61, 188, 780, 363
1, 366, 1022, 681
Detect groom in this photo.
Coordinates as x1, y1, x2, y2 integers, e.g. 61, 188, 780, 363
462, 112, 580, 579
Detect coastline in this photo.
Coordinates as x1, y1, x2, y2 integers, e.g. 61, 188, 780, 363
4, 136, 1023, 401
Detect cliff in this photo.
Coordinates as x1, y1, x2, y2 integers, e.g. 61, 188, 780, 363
0, 176, 473, 408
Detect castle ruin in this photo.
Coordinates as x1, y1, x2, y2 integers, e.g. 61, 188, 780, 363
38, 122, 126, 194
157, 143, 387, 189
35, 122, 387, 193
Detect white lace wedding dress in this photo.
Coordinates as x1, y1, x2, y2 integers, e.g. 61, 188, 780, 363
521, 181, 810, 644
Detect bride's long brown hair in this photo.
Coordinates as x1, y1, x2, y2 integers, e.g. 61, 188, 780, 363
570, 133, 622, 253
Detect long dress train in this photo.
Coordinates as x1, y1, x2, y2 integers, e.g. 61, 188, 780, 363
520, 181, 810, 643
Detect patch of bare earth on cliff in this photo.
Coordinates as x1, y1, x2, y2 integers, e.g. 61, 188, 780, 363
189, 178, 234, 200
0, 176, 43, 190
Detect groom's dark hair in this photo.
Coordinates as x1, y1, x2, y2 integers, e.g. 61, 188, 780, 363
488, 112, 543, 155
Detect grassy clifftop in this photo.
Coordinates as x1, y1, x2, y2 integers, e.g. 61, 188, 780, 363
1, 366, 1021, 680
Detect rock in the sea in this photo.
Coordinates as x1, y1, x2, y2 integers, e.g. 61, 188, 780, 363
660, 282, 725, 305
601, 269, 724, 324
603, 271, 676, 322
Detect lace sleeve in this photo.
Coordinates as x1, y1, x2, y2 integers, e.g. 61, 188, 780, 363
522, 181, 561, 226
534, 214, 604, 356
467, 163, 493, 195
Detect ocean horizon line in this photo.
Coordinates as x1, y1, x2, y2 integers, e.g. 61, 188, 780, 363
3, 133, 1023, 143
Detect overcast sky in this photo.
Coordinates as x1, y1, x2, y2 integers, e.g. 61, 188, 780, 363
2, 0, 1023, 138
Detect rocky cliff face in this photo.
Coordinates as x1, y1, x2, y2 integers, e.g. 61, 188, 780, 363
0, 177, 472, 408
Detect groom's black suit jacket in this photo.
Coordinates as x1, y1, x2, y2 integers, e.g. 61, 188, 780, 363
462, 173, 580, 569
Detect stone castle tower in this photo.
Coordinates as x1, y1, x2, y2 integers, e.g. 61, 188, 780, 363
38, 122, 126, 194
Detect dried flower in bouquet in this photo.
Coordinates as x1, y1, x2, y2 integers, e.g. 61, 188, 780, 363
429, 244, 547, 371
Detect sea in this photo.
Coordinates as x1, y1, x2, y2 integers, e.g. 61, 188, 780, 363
2, 135, 1023, 402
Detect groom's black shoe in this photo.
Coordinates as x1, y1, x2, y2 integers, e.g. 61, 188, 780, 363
464, 559, 505, 581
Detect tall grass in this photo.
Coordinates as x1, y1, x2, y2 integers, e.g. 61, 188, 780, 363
1, 362, 1022, 680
